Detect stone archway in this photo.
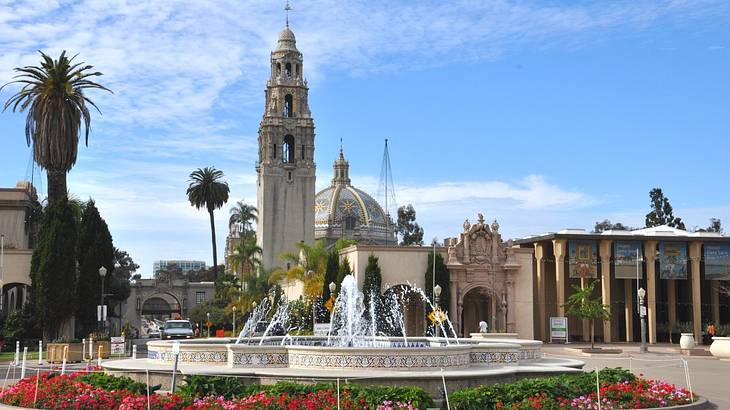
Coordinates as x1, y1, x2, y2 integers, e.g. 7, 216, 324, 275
141, 293, 181, 319
461, 286, 491, 335
383, 285, 425, 337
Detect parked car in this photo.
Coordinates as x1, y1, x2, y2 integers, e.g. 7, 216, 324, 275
148, 329, 160, 338
161, 320, 194, 339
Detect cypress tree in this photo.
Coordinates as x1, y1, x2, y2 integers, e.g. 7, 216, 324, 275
75, 200, 115, 337
322, 251, 339, 301
424, 252, 450, 335
336, 256, 352, 292
362, 254, 382, 329
30, 198, 78, 341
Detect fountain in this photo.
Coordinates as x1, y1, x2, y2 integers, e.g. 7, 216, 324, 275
103, 274, 584, 401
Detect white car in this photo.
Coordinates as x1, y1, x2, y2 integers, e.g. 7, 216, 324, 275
161, 320, 194, 339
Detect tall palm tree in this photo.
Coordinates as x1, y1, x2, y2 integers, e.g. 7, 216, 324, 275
229, 200, 258, 237
230, 236, 263, 276
2, 51, 111, 205
186, 167, 230, 277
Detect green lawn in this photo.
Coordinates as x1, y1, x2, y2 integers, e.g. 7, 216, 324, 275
0, 350, 40, 362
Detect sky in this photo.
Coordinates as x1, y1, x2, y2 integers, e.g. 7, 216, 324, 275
1, 0, 729, 277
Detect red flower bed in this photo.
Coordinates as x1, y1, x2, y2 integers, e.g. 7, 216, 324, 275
494, 379, 694, 409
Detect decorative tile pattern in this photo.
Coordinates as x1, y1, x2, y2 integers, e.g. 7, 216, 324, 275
232, 352, 288, 367
288, 352, 470, 369
152, 350, 227, 363
469, 351, 519, 364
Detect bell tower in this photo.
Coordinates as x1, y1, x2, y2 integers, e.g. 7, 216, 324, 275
256, 21, 316, 269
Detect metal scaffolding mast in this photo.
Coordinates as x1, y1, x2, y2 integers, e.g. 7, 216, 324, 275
377, 139, 398, 245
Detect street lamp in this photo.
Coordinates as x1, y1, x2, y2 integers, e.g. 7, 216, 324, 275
638, 287, 648, 353
232, 306, 237, 336
206, 312, 211, 338
99, 266, 107, 332
433, 284, 442, 338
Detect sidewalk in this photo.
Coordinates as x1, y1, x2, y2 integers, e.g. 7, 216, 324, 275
542, 342, 730, 409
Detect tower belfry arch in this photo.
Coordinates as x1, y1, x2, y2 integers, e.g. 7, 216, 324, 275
256, 14, 315, 269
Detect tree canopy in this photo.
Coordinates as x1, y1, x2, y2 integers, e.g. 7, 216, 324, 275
593, 220, 632, 233
396, 204, 424, 246
562, 280, 611, 349
645, 188, 685, 230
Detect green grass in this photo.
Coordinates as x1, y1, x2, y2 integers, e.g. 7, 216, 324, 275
0, 350, 40, 362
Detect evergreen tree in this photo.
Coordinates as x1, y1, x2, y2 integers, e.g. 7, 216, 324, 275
424, 250, 450, 335
396, 204, 424, 245
75, 200, 115, 337
322, 252, 339, 301
645, 188, 685, 229
336, 256, 352, 292
30, 198, 78, 340
362, 255, 382, 327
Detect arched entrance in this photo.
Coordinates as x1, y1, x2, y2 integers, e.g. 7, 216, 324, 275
141, 293, 181, 320
461, 287, 491, 335
383, 285, 425, 337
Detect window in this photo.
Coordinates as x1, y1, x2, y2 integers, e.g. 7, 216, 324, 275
301, 144, 305, 160
344, 216, 358, 230
288, 171, 292, 181
284, 94, 293, 117
273, 144, 277, 159
276, 63, 281, 76
283, 135, 295, 163
285, 62, 292, 78
195, 291, 206, 305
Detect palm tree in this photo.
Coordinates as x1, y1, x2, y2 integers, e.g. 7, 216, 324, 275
186, 167, 230, 277
230, 236, 263, 276
2, 51, 111, 205
280, 239, 355, 298
229, 200, 258, 237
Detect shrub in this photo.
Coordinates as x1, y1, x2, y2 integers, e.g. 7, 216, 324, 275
76, 372, 160, 395
451, 368, 635, 409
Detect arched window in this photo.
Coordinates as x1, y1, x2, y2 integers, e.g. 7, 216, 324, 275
276, 63, 281, 77
283, 135, 295, 163
284, 94, 293, 117
344, 216, 358, 231
285, 63, 292, 78
273, 144, 277, 159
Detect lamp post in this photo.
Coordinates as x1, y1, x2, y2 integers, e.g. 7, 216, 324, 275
99, 266, 107, 332
434, 284, 442, 338
206, 312, 211, 338
638, 287, 648, 353
232, 306, 237, 336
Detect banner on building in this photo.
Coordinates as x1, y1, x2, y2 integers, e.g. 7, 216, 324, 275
704, 243, 730, 280
569, 241, 598, 278
659, 242, 687, 279
614, 241, 643, 279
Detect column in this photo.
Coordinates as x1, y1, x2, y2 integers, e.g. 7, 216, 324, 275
552, 239, 567, 317
644, 240, 657, 344
667, 280, 676, 332
534, 243, 546, 341
689, 241, 702, 340
599, 240, 612, 343
624, 280, 634, 342
490, 296, 497, 332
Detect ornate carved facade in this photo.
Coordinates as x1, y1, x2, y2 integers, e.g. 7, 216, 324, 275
446, 213, 527, 336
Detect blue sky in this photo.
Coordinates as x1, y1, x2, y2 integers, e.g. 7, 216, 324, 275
1, 0, 729, 277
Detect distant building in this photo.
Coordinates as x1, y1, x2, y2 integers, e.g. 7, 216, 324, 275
0, 181, 39, 318
153, 260, 206, 276
121, 272, 215, 337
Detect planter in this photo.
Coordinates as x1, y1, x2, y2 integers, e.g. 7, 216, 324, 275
710, 336, 730, 360
47, 343, 84, 363
92, 341, 112, 359
679, 333, 695, 349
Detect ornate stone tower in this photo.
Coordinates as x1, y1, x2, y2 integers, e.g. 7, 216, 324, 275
256, 22, 315, 269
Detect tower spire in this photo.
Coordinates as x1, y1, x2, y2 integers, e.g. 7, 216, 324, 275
285, 0, 292, 27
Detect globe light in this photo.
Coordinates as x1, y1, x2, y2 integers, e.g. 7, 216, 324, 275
98, 266, 107, 278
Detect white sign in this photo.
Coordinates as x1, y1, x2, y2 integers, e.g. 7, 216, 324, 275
111, 342, 125, 355
111, 336, 125, 344
549, 316, 568, 343
313, 323, 331, 336
171, 341, 181, 355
